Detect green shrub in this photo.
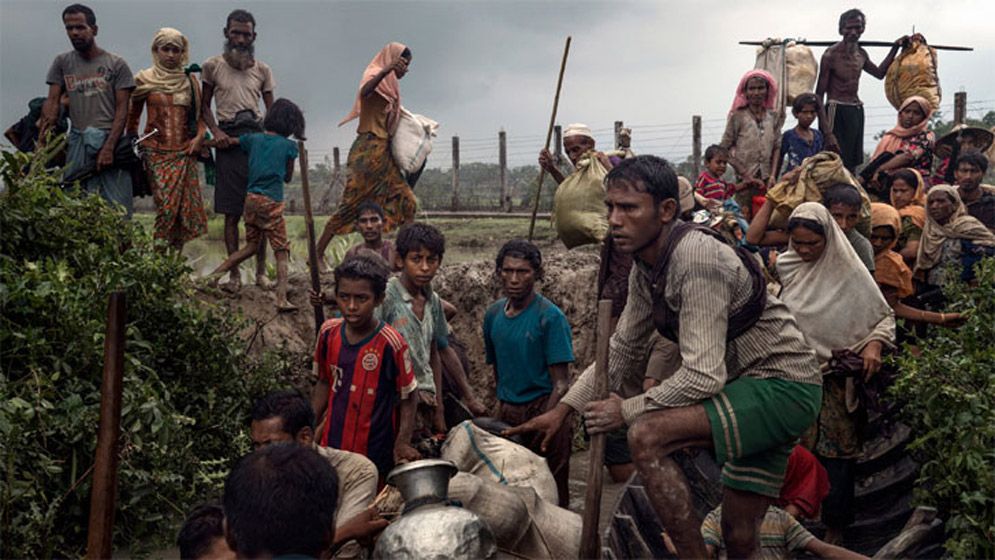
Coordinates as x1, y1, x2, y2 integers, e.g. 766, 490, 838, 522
892, 259, 995, 558
0, 148, 290, 557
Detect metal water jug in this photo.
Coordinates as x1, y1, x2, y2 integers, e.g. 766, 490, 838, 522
372, 459, 497, 560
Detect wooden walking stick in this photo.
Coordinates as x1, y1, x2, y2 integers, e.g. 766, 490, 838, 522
298, 140, 326, 335
85, 291, 126, 560
580, 299, 614, 559
528, 36, 571, 242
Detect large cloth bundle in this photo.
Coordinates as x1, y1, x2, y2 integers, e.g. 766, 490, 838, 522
766, 151, 871, 233
755, 39, 819, 116
441, 420, 559, 504
391, 106, 438, 175
885, 38, 941, 112
552, 151, 609, 249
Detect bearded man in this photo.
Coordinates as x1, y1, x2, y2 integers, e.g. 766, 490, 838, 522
201, 9, 276, 290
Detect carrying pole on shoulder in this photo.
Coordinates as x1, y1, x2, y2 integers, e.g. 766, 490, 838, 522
298, 140, 326, 335
528, 36, 571, 241
579, 299, 614, 558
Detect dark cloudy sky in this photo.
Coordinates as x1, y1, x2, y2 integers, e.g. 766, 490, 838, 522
2, 0, 993, 168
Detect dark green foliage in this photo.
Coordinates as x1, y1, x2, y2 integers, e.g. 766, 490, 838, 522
892, 259, 995, 558
0, 148, 287, 557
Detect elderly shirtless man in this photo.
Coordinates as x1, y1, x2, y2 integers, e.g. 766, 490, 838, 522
817, 8, 907, 171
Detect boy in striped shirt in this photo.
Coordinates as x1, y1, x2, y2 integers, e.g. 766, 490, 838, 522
311, 254, 420, 479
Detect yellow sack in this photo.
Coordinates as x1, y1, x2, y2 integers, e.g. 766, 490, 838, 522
766, 152, 872, 234
552, 152, 608, 249
885, 38, 941, 112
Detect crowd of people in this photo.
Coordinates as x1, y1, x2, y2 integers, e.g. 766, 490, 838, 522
10, 3, 995, 559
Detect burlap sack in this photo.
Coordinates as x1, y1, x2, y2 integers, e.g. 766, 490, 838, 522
885, 38, 941, 112
552, 151, 609, 249
766, 151, 872, 234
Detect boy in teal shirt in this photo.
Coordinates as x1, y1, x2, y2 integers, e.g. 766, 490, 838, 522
208, 98, 304, 311
483, 240, 574, 506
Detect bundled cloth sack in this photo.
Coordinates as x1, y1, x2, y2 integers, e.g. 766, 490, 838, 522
885, 37, 941, 112
391, 107, 438, 176
766, 151, 872, 233
552, 150, 609, 249
441, 420, 559, 505
755, 38, 819, 116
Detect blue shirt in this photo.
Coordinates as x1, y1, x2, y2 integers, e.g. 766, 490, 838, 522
239, 132, 298, 202
484, 294, 575, 404
779, 128, 824, 174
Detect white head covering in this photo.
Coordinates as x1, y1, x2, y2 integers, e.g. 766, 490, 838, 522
563, 123, 594, 140
677, 176, 695, 213
776, 202, 894, 361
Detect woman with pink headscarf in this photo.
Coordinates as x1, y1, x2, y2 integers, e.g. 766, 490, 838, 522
870, 96, 935, 180
719, 69, 784, 219
316, 42, 417, 267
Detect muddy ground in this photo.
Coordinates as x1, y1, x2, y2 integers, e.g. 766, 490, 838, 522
197, 246, 603, 410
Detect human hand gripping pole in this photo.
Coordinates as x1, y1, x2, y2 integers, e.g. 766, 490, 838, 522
298, 140, 326, 335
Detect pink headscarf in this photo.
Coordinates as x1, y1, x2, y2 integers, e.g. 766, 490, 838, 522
872, 96, 934, 159
729, 69, 778, 115
339, 42, 407, 131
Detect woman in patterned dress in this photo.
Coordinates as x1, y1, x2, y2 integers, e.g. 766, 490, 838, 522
315, 42, 418, 270
126, 27, 207, 251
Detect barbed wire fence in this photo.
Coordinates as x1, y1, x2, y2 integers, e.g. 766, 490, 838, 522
299, 94, 993, 215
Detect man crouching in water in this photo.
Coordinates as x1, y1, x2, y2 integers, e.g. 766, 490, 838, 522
507, 155, 822, 558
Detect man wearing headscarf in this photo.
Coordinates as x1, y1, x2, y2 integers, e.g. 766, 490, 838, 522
40, 3, 136, 215
816, 9, 908, 171
126, 27, 208, 251
201, 9, 276, 290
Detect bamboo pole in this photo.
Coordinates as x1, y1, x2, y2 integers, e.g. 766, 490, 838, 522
298, 140, 326, 335
528, 36, 572, 241
85, 291, 126, 560
738, 39, 972, 51
579, 299, 614, 559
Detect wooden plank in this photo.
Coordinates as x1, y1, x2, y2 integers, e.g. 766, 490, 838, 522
579, 300, 614, 559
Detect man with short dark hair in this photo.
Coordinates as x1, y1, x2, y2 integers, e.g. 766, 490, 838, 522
816, 9, 907, 171
176, 504, 234, 560
508, 155, 823, 559
250, 389, 383, 558
484, 239, 575, 507
40, 3, 135, 215
954, 151, 995, 232
223, 444, 339, 559
202, 9, 276, 290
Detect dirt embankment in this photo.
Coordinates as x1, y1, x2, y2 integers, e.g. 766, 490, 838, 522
198, 249, 602, 406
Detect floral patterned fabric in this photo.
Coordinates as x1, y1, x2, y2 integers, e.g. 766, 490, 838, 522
322, 133, 417, 236
145, 146, 207, 245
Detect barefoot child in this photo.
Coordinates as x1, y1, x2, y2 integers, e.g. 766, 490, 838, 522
310, 254, 420, 479
775, 93, 824, 179
207, 98, 304, 311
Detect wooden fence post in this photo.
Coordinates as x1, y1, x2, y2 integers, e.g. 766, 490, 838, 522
614, 120, 623, 149
692, 115, 702, 178
450, 135, 460, 211
86, 291, 126, 560
499, 130, 508, 212
954, 91, 967, 125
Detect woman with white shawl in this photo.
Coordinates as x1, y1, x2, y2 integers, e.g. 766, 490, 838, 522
914, 184, 995, 288
776, 202, 895, 543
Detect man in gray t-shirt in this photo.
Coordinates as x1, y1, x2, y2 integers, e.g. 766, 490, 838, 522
40, 4, 135, 215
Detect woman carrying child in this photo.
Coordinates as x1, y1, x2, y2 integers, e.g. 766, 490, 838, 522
207, 99, 305, 312
720, 69, 784, 219
126, 28, 207, 251
316, 42, 418, 270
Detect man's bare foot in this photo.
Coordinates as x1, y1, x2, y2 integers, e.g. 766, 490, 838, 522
276, 299, 298, 313
256, 274, 275, 290
220, 275, 241, 293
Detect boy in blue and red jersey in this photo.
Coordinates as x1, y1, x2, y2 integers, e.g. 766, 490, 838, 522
310, 254, 421, 479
